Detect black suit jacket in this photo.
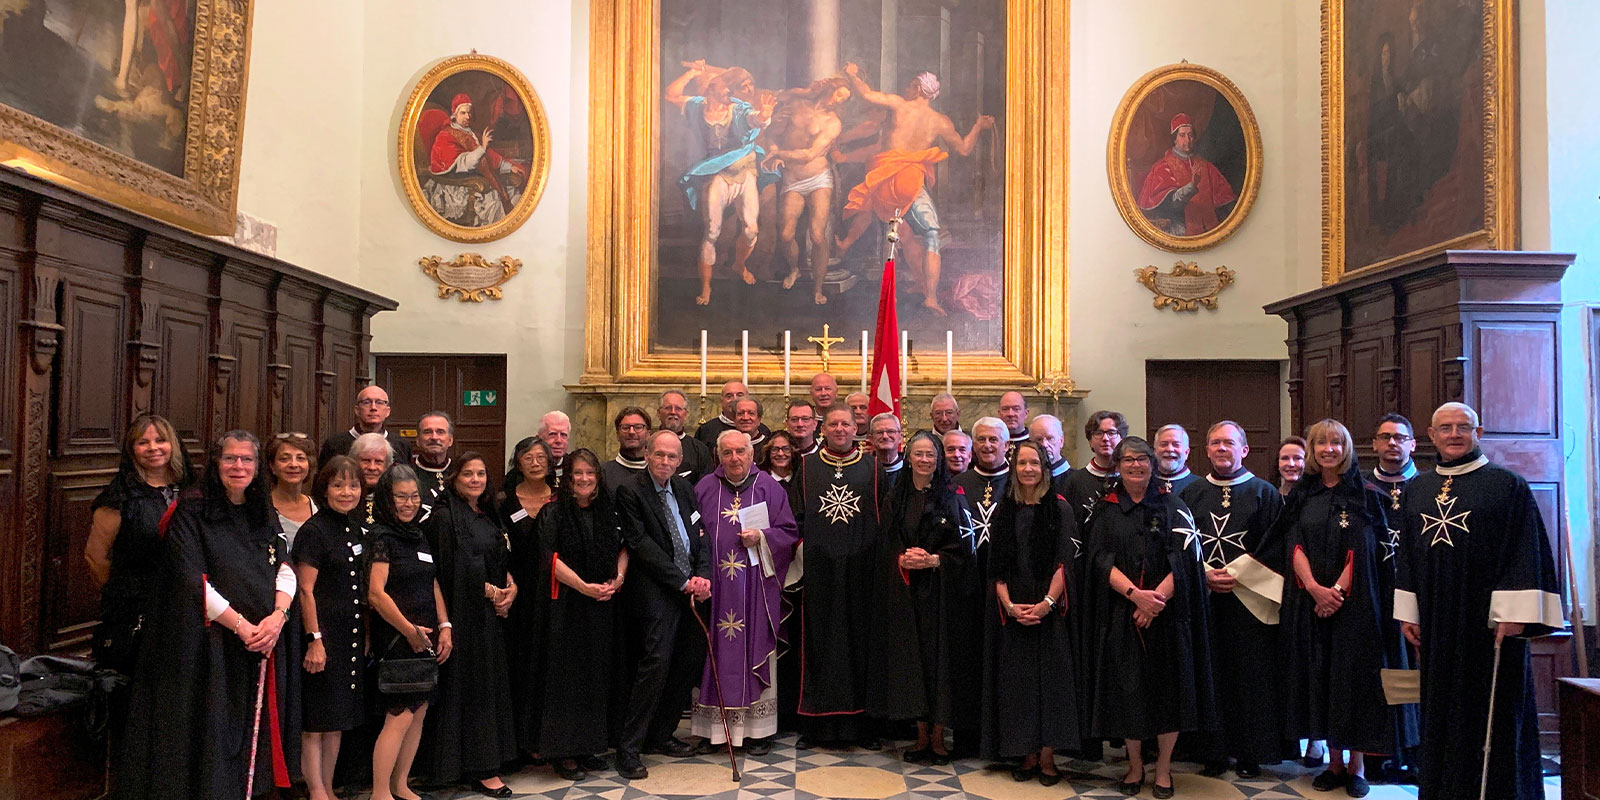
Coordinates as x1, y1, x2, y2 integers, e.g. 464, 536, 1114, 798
615, 471, 712, 610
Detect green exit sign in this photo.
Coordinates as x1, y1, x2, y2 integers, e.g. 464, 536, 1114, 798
463, 390, 498, 407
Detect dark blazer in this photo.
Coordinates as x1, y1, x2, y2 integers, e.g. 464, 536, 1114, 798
615, 471, 712, 608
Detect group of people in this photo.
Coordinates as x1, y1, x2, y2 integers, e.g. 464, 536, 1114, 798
88, 372, 1562, 800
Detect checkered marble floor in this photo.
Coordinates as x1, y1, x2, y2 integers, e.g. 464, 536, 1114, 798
402, 731, 1563, 800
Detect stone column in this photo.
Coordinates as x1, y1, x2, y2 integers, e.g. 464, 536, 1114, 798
807, 0, 841, 81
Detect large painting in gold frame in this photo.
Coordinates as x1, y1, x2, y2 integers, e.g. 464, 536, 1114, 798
582, 0, 1070, 390
1322, 0, 1517, 284
0, 0, 253, 235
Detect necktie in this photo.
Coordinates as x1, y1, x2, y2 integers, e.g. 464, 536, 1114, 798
660, 487, 692, 575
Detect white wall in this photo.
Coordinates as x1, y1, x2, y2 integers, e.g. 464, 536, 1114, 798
234, 0, 365, 283
1068, 0, 1321, 438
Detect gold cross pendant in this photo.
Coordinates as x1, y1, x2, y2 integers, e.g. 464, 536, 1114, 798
1390, 485, 1402, 510
1436, 476, 1453, 504
1221, 486, 1232, 509
268, 542, 277, 565
1338, 510, 1350, 529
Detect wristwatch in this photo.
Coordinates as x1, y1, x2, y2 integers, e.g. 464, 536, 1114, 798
1125, 586, 1135, 597
304, 631, 323, 645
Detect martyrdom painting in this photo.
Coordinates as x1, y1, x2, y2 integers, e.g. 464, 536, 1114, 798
398, 53, 550, 243
1325, 0, 1516, 282
1107, 63, 1261, 252
654, 0, 1007, 354
0, 0, 194, 176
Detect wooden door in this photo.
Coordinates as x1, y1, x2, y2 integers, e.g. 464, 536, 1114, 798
1145, 360, 1283, 480
374, 354, 508, 489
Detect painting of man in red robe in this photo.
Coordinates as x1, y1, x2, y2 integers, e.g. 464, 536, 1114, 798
1136, 113, 1237, 237
412, 74, 533, 229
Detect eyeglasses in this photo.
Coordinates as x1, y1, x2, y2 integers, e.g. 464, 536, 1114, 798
392, 493, 422, 503
356, 398, 390, 407
218, 454, 256, 466
617, 423, 649, 433
1375, 433, 1412, 443
1119, 455, 1151, 466
1092, 430, 1122, 440
1433, 423, 1476, 434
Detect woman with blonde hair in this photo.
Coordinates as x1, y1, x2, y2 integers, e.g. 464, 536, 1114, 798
1276, 419, 1415, 798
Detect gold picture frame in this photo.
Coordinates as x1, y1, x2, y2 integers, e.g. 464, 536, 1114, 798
397, 53, 550, 243
0, 0, 254, 235
582, 0, 1071, 390
1321, 0, 1518, 284
1107, 63, 1262, 253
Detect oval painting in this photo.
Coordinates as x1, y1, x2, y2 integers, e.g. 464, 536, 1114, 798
1107, 63, 1261, 252
398, 54, 549, 243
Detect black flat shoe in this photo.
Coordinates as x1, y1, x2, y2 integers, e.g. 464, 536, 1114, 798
744, 737, 772, 756
473, 780, 513, 798
577, 754, 607, 772
1117, 775, 1144, 796
1038, 770, 1061, 787
1011, 765, 1036, 782
1235, 761, 1261, 779
1200, 760, 1229, 777
903, 746, 932, 764
1153, 781, 1175, 799
856, 736, 881, 751
795, 735, 817, 750
553, 761, 587, 782
1345, 775, 1371, 798
1312, 770, 1349, 792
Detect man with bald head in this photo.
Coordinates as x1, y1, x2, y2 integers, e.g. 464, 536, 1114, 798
319, 384, 411, 467
1028, 413, 1072, 496
809, 372, 839, 418
929, 393, 962, 436
697, 381, 771, 448
845, 392, 871, 445
1396, 402, 1562, 800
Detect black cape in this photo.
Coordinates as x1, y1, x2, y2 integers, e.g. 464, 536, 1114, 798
420, 492, 518, 781
1396, 453, 1562, 800
866, 480, 976, 726
92, 473, 180, 675
1179, 472, 1295, 763
676, 431, 714, 483
411, 457, 451, 509
980, 495, 1081, 759
116, 495, 300, 799
1082, 484, 1218, 741
500, 492, 551, 752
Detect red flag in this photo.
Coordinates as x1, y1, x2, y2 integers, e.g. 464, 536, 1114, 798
868, 257, 901, 417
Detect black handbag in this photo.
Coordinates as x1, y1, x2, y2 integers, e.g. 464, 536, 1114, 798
376, 636, 437, 695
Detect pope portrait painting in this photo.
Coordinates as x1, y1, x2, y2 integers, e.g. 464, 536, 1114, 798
1135, 112, 1237, 237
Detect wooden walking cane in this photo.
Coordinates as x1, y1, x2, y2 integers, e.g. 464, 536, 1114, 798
244, 656, 269, 800
1478, 635, 1503, 800
1563, 498, 1590, 678
689, 598, 742, 781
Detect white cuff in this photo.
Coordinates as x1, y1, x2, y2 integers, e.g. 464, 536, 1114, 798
275, 562, 297, 596
1488, 588, 1565, 629
204, 580, 230, 621
1393, 589, 1420, 624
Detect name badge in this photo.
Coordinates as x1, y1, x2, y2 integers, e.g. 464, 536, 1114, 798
511, 508, 530, 523
689, 511, 701, 525
352, 543, 363, 555
417, 551, 434, 563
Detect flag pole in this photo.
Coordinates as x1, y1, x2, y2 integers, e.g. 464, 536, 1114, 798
885, 210, 905, 425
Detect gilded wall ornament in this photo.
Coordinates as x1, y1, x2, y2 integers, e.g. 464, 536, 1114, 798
1134, 260, 1236, 312
419, 253, 521, 302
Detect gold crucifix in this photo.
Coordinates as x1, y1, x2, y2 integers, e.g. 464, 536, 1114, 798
807, 324, 845, 371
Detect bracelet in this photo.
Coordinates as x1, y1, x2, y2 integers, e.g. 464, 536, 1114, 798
439, 621, 453, 629
1043, 595, 1056, 608
1331, 583, 1346, 596
232, 616, 246, 634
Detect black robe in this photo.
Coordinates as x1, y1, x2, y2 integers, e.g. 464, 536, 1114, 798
420, 492, 518, 781
1278, 463, 1415, 754
319, 427, 411, 468
790, 448, 879, 736
695, 415, 771, 449
116, 495, 299, 799
980, 495, 1080, 759
1396, 452, 1562, 800
92, 473, 181, 676
1370, 461, 1420, 517
527, 497, 625, 758
1082, 484, 1217, 741
676, 431, 714, 483
499, 492, 552, 751
1062, 461, 1116, 530
601, 455, 646, 496
412, 457, 451, 509
1156, 468, 1198, 498
291, 508, 367, 733
1180, 472, 1294, 763
1047, 459, 1074, 499
867, 481, 975, 727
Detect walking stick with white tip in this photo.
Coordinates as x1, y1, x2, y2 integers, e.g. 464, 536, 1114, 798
1478, 635, 1503, 800
244, 656, 269, 800
689, 597, 741, 781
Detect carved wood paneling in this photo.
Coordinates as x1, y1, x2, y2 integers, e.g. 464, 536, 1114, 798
1474, 320, 1558, 436
55, 283, 127, 456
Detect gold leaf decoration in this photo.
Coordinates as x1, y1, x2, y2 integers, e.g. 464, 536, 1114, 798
1133, 260, 1236, 312
419, 253, 522, 302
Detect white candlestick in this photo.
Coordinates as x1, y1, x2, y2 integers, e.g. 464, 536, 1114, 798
900, 329, 909, 396
783, 330, 792, 397
860, 330, 869, 392
945, 330, 954, 395
741, 330, 749, 386
700, 330, 708, 397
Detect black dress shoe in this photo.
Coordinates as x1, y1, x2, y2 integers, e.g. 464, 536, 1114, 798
646, 737, 698, 757
1345, 775, 1371, 798
1153, 780, 1175, 799
472, 780, 513, 798
856, 736, 881, 751
616, 753, 648, 780
1312, 770, 1349, 792
902, 746, 932, 764
1010, 765, 1036, 782
553, 760, 588, 782
1200, 760, 1229, 777
1038, 770, 1061, 787
744, 736, 772, 756
928, 750, 951, 766
795, 735, 817, 750
1117, 775, 1144, 796
577, 754, 607, 772
1235, 760, 1261, 779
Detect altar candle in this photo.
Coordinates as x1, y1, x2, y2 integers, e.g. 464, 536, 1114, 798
900, 330, 909, 395
741, 330, 749, 386
700, 330, 708, 397
860, 330, 869, 392
783, 330, 792, 397
945, 330, 954, 395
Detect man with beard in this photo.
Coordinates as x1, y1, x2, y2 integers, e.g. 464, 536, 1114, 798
1028, 413, 1072, 495
998, 391, 1029, 456
943, 429, 972, 476
1062, 410, 1125, 529
930, 393, 962, 436
761, 78, 852, 305
1396, 403, 1562, 800
319, 384, 410, 467
869, 412, 906, 492
1370, 413, 1421, 515
789, 408, 882, 750
411, 411, 454, 507
1179, 420, 1291, 779
808, 373, 839, 418
732, 397, 769, 451
1153, 424, 1198, 496
659, 389, 714, 482
785, 399, 820, 457
602, 407, 653, 490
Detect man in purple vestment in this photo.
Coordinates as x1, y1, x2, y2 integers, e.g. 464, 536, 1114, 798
691, 430, 800, 754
